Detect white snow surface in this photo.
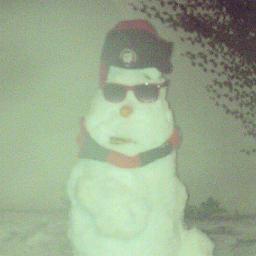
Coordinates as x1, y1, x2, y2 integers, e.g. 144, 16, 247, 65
0, 210, 255, 256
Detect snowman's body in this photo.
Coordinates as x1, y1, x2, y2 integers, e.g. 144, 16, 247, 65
67, 67, 214, 256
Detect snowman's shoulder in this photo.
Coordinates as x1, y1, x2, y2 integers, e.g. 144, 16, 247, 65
67, 160, 92, 188
69, 159, 113, 182
70, 159, 89, 177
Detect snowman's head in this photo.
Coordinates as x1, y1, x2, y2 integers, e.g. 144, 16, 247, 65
86, 20, 174, 156
86, 66, 174, 156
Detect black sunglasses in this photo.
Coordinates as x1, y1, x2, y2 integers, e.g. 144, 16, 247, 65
102, 80, 169, 103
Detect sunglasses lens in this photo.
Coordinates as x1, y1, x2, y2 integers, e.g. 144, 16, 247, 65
135, 85, 159, 102
103, 84, 126, 102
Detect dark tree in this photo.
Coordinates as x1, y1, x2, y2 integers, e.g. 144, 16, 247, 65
130, 0, 256, 154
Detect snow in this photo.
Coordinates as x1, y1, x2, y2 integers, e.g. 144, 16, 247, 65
0, 210, 72, 256
0, 210, 255, 256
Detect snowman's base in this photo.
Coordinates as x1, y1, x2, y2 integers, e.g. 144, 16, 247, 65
68, 159, 214, 256
68, 209, 214, 256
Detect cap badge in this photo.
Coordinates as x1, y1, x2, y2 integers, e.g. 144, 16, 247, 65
119, 48, 137, 66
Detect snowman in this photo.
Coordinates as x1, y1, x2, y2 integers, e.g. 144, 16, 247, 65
67, 20, 214, 256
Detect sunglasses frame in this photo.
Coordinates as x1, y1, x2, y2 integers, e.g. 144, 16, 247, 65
102, 80, 169, 103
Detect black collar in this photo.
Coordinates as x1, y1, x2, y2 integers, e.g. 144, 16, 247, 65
77, 119, 180, 169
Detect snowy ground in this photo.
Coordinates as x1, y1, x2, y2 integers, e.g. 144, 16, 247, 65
0, 210, 255, 256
